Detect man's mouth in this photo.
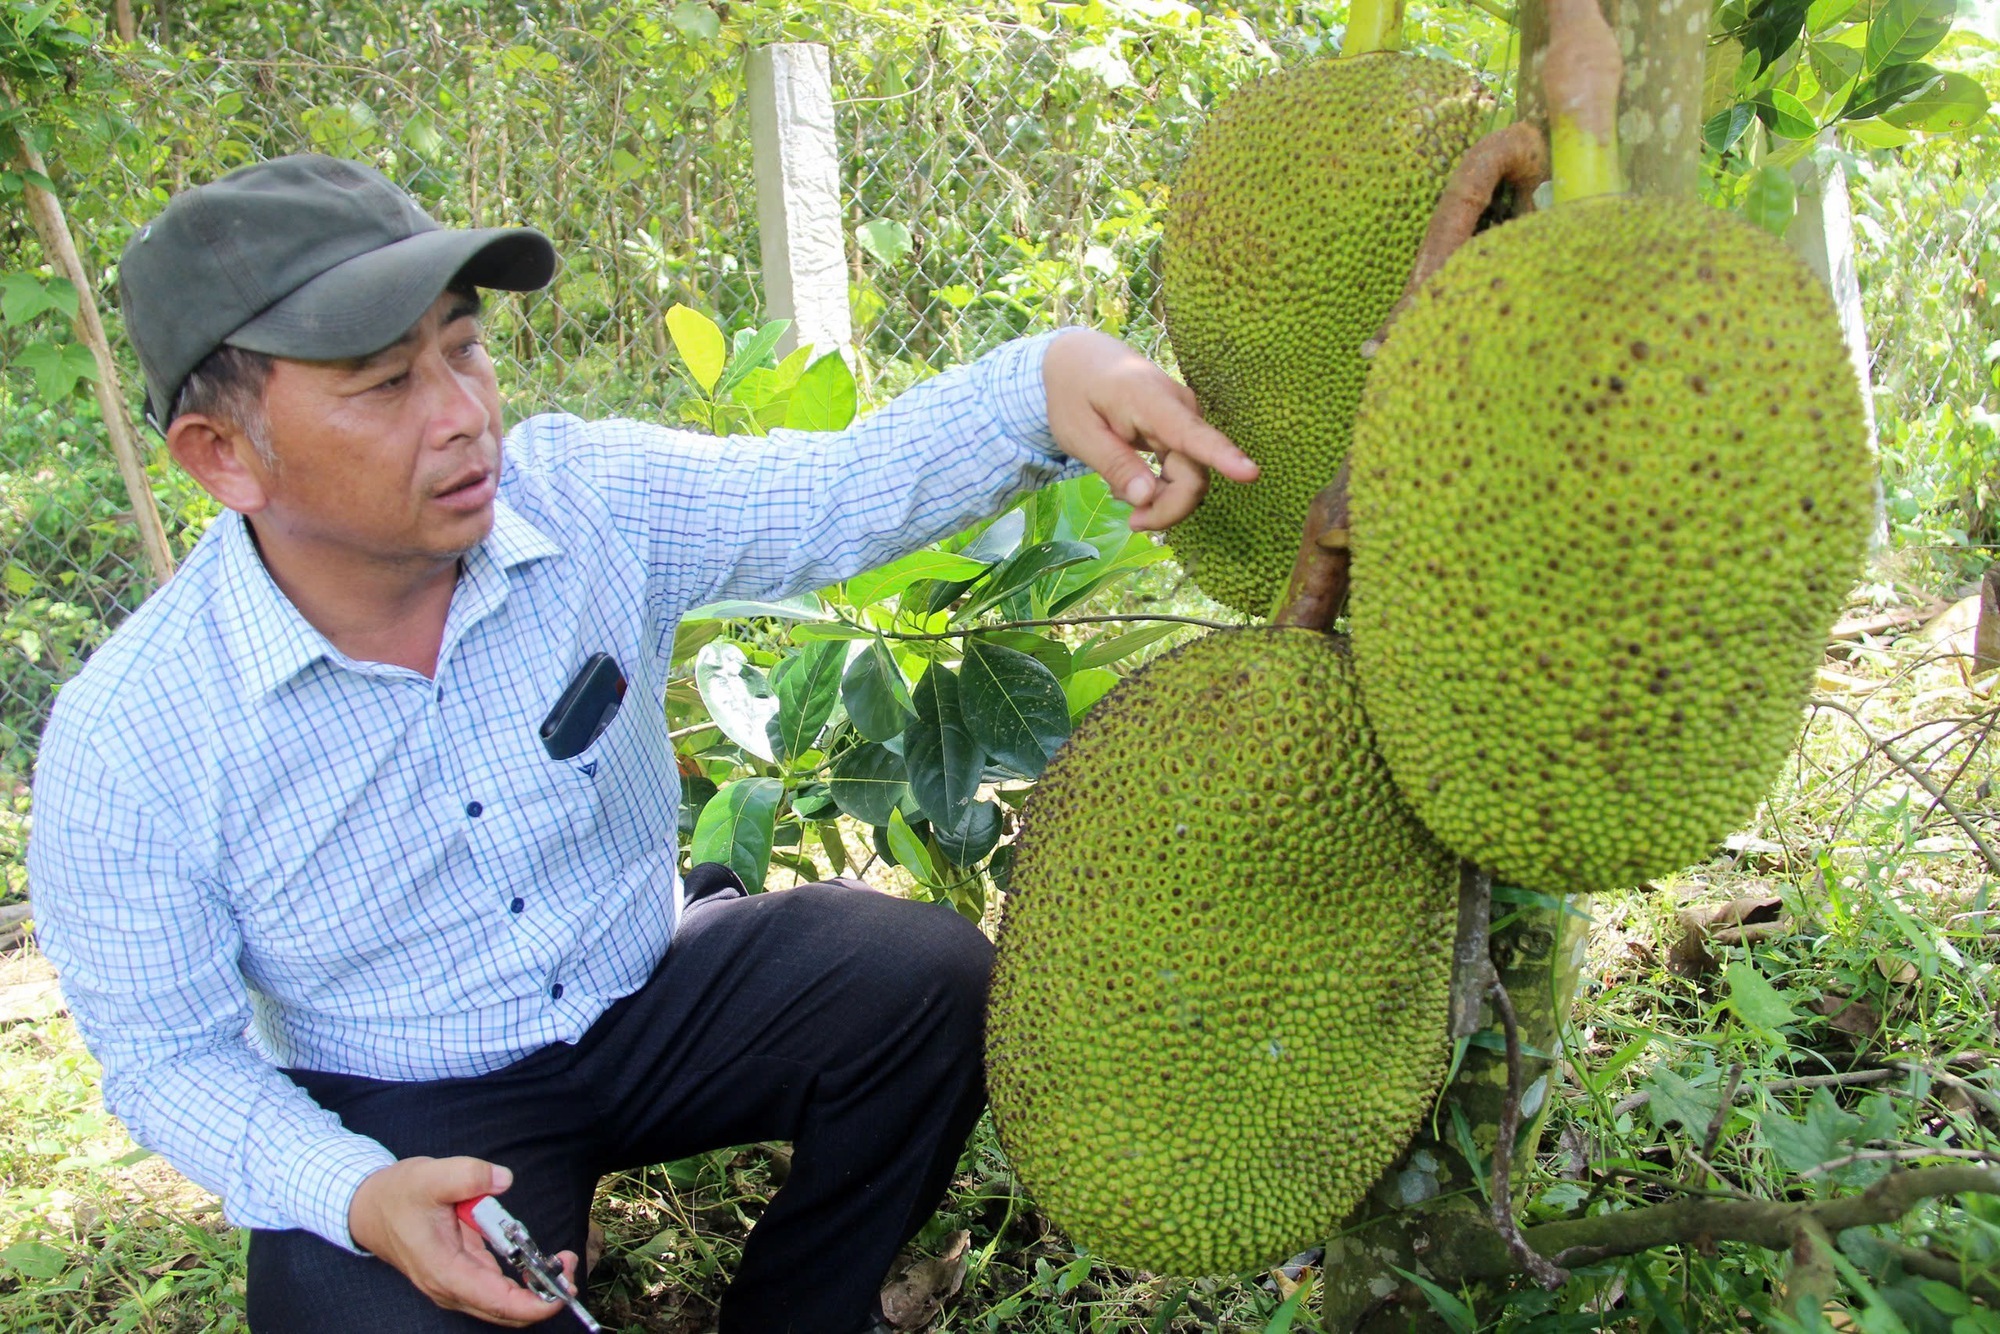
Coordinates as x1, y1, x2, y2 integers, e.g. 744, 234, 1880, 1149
432, 466, 497, 511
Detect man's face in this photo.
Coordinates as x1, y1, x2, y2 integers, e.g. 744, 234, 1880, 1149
252, 289, 504, 564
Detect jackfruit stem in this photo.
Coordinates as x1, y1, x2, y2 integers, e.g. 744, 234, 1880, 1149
1342, 0, 1406, 56
1544, 0, 1626, 202
1364, 122, 1550, 358
1273, 465, 1352, 631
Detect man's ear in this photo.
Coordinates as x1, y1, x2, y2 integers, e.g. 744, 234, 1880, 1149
165, 414, 272, 515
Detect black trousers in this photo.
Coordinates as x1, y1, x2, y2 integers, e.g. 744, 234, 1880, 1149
243, 880, 994, 1334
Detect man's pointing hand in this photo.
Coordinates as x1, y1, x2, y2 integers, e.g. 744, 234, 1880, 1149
1042, 328, 1258, 532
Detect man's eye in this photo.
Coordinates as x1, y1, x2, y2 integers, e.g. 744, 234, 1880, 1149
370, 371, 410, 393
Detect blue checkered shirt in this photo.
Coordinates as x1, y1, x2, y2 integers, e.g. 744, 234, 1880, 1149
28, 330, 1082, 1252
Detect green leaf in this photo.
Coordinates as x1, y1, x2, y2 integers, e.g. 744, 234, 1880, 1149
828, 741, 908, 826
1864, 0, 1954, 70
1704, 104, 1757, 153
1724, 958, 1802, 1033
1806, 0, 1862, 30
3, 563, 35, 597
841, 638, 915, 742
1262, 1285, 1308, 1334
716, 319, 792, 399
1919, 1281, 1973, 1316
969, 629, 1072, 681
844, 549, 990, 607
953, 539, 1097, 622
787, 622, 873, 643
1765, 1087, 1863, 1175
1386, 1267, 1478, 1334
932, 796, 1001, 867
887, 808, 938, 885
1881, 69, 1990, 129
1842, 116, 1915, 145
1758, 88, 1820, 138
1744, 164, 1798, 237
1809, 39, 1865, 96
671, 618, 726, 665
1063, 666, 1120, 718
15, 341, 97, 399
690, 777, 782, 892
666, 304, 727, 394
669, 0, 722, 39
1072, 622, 1181, 672
771, 639, 845, 761
681, 595, 831, 622
0, 1240, 66, 1281
1644, 1067, 1723, 1134
0, 273, 74, 326
903, 665, 984, 830
693, 641, 778, 762
1843, 60, 1946, 118
783, 351, 858, 431
855, 218, 914, 266
959, 639, 1070, 778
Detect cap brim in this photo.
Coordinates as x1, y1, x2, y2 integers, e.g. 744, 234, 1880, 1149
225, 226, 557, 362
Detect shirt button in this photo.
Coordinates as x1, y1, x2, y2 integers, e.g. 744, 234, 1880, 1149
509, 897, 525, 914
436, 686, 444, 703
466, 801, 483, 818
550, 983, 564, 1000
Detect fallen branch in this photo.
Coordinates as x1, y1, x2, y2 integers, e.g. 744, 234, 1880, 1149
1810, 696, 2000, 876
1613, 1066, 1898, 1118
1797, 1145, 2000, 1180
1871, 1239, 2000, 1303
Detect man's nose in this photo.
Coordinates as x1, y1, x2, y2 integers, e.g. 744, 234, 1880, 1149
423, 357, 491, 443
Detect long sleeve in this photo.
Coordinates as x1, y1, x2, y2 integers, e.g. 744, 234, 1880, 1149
27, 727, 395, 1252
511, 328, 1089, 618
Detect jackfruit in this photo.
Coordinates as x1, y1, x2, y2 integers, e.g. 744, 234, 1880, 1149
986, 627, 1458, 1276
1348, 196, 1874, 895
1163, 54, 1494, 617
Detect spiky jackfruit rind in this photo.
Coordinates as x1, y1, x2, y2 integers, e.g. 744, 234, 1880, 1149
986, 628, 1458, 1277
1163, 54, 1494, 617
1348, 197, 1874, 895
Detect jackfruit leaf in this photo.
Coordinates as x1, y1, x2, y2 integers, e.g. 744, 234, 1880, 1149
1741, 0, 1814, 71
817, 820, 849, 876
1808, 40, 1865, 97
1842, 60, 1942, 117
903, 665, 984, 828
828, 742, 907, 826
845, 549, 990, 606
1724, 959, 1803, 1033
671, 617, 725, 664
790, 782, 837, 821
678, 774, 717, 841
716, 319, 791, 398
1757, 89, 1820, 138
783, 351, 857, 431
1044, 533, 1172, 616
1841, 116, 1915, 146
957, 508, 1027, 564
1864, 0, 1954, 71
1806, 0, 1862, 30
666, 304, 726, 394
841, 638, 915, 742
1064, 667, 1120, 718
788, 622, 873, 644
953, 540, 1097, 623
959, 640, 1070, 778
1643, 1067, 1722, 1134
682, 594, 831, 622
1744, 164, 1798, 237
1072, 622, 1181, 672
855, 218, 914, 266
693, 642, 777, 762
968, 629, 1072, 681
689, 776, 781, 892
933, 797, 1001, 867
1881, 69, 1989, 128
987, 843, 1017, 894
771, 638, 845, 761
887, 808, 939, 885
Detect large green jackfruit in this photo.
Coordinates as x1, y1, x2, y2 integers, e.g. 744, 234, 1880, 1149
1163, 54, 1493, 617
986, 628, 1458, 1277
1348, 197, 1875, 895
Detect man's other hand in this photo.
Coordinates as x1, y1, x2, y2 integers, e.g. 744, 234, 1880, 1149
1042, 329, 1257, 532
349, 1156, 580, 1327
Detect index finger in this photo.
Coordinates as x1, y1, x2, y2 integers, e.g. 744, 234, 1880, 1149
442, 1231, 569, 1326
1132, 393, 1258, 484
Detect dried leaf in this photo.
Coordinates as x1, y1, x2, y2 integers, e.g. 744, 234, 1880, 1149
1874, 955, 1920, 985
879, 1229, 971, 1329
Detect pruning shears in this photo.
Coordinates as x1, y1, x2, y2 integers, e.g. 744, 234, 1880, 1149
454, 1194, 603, 1332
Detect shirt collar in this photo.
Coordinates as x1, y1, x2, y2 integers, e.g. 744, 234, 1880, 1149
216, 499, 563, 698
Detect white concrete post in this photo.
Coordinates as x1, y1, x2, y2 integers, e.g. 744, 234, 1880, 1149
748, 43, 853, 361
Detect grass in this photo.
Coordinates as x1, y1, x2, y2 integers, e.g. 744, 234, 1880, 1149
0, 587, 1996, 1332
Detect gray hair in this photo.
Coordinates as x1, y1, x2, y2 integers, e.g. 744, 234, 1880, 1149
171, 344, 277, 467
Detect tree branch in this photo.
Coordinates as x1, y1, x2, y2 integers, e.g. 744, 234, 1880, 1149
1489, 977, 1570, 1288
838, 612, 1236, 643
1871, 1240, 2000, 1303
1810, 696, 2000, 875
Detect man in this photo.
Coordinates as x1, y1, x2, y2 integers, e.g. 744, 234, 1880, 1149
27, 154, 1254, 1332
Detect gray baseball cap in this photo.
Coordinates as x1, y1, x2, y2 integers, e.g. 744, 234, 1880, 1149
119, 153, 558, 430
